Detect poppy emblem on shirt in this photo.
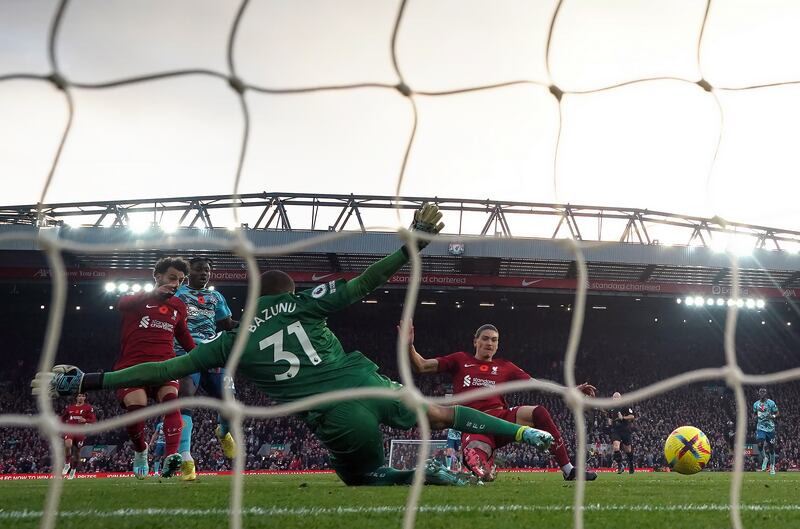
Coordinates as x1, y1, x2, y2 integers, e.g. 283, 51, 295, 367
197, 295, 205, 304
158, 306, 169, 315
479, 365, 489, 372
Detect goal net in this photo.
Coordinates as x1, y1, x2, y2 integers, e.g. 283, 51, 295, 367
389, 440, 449, 471
2, 2, 800, 529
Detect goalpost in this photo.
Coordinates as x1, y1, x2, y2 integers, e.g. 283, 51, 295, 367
388, 439, 449, 471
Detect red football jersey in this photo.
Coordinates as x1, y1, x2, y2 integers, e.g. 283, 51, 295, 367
61, 403, 96, 425
436, 351, 531, 412
114, 293, 195, 370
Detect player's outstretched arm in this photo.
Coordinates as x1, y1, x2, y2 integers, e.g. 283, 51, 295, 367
117, 285, 177, 311
397, 321, 439, 374
345, 203, 445, 302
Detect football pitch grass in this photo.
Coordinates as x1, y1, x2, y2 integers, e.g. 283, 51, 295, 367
1, 472, 798, 529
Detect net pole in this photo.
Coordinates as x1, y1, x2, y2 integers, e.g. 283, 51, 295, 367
564, 241, 589, 529
724, 255, 745, 529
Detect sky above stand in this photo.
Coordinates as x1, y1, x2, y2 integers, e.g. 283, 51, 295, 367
1, 0, 800, 240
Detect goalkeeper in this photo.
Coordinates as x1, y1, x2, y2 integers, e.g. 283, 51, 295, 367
35, 204, 553, 486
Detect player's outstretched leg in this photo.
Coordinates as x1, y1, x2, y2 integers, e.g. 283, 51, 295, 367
528, 406, 597, 481
436, 405, 553, 450
314, 400, 476, 486
315, 378, 552, 487
153, 458, 161, 475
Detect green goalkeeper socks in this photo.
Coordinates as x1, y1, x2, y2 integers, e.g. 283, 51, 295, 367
452, 405, 524, 440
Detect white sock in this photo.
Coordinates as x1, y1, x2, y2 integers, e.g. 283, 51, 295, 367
561, 463, 574, 476
181, 451, 194, 462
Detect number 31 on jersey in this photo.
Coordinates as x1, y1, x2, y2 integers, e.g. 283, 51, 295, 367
258, 321, 321, 381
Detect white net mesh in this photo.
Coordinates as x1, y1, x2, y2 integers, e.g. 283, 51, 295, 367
2, 2, 800, 529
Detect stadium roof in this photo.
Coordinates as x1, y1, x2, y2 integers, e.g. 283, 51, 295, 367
2, 194, 800, 296
4, 2, 800, 233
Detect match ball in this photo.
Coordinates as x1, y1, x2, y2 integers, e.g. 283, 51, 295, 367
664, 426, 711, 475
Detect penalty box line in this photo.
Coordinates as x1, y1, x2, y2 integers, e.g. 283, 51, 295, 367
3, 504, 800, 519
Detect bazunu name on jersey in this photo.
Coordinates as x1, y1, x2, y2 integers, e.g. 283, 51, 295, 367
248, 302, 297, 332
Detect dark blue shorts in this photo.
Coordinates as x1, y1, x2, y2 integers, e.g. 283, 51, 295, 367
187, 369, 227, 398
756, 429, 776, 443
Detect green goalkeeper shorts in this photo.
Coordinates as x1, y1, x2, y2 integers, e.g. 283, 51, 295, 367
302, 372, 419, 484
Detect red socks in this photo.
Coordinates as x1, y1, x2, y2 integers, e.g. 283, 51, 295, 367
160, 393, 182, 455
532, 405, 570, 468
124, 404, 147, 452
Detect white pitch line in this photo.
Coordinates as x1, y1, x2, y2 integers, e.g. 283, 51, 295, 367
2, 504, 800, 519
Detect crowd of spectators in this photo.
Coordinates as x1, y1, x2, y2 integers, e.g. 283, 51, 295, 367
2, 297, 799, 474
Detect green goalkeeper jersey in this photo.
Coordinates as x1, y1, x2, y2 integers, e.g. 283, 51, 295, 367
98, 249, 410, 403
195, 280, 381, 401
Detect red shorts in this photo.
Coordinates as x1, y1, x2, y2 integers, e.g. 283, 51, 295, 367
116, 380, 179, 403
461, 407, 520, 454
63, 434, 86, 447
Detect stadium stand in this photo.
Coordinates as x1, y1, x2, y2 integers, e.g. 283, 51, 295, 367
3, 295, 799, 474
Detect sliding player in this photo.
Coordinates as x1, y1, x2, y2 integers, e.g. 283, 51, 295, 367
174, 257, 237, 481
405, 322, 598, 482
37, 204, 557, 487
115, 257, 195, 479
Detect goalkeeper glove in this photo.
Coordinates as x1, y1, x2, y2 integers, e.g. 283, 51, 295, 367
31, 365, 85, 398
409, 202, 445, 251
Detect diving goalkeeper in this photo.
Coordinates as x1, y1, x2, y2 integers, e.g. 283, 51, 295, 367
34, 204, 553, 486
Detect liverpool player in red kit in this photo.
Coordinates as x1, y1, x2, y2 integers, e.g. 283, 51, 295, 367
405, 323, 598, 482
60, 393, 96, 479
116, 257, 195, 479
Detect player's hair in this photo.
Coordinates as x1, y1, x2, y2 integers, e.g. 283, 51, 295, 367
189, 256, 213, 269
261, 270, 295, 295
153, 257, 189, 276
474, 323, 498, 338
